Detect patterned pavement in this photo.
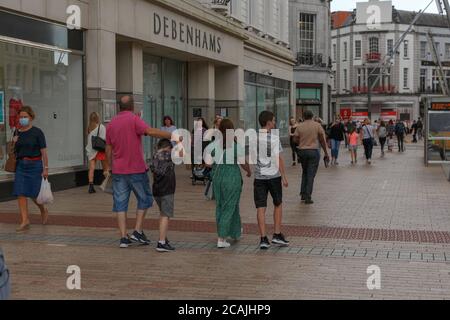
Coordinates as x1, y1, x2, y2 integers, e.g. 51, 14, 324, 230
2, 140, 450, 299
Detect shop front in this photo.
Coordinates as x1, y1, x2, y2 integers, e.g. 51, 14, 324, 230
0, 9, 84, 199
243, 71, 291, 140
296, 83, 323, 120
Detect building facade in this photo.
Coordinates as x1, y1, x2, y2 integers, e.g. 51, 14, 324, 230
0, 0, 294, 200
332, 0, 450, 123
289, 0, 333, 123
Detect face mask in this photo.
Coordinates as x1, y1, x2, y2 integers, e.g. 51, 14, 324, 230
19, 118, 30, 127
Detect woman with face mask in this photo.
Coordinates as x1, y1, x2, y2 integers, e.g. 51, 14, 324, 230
12, 106, 49, 232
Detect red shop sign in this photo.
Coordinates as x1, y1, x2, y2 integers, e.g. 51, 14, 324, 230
340, 108, 352, 120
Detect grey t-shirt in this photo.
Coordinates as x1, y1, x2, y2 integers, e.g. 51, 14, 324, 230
253, 131, 283, 180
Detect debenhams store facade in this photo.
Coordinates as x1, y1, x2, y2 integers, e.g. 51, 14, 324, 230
0, 0, 294, 200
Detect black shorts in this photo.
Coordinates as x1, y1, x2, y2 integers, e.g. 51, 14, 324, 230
254, 177, 283, 209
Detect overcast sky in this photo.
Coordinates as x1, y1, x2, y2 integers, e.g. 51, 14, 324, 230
331, 0, 440, 14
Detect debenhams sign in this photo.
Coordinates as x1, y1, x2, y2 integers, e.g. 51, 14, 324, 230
153, 12, 223, 54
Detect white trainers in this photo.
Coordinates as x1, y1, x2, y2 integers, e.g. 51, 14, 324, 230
217, 240, 231, 249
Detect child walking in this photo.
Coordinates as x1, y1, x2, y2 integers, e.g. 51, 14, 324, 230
253, 111, 289, 250
150, 139, 177, 253
348, 127, 359, 165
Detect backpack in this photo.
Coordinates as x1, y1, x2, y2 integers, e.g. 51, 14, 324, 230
0, 250, 11, 300
395, 123, 405, 135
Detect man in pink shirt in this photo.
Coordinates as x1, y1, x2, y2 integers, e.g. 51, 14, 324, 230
106, 95, 179, 248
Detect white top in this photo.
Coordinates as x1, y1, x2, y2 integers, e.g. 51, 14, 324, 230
86, 124, 106, 161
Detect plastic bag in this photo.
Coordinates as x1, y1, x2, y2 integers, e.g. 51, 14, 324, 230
100, 173, 113, 195
37, 178, 54, 205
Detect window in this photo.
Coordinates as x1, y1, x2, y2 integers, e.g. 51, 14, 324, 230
333, 71, 337, 89
404, 40, 409, 58
403, 68, 409, 88
355, 40, 361, 59
343, 69, 348, 90
420, 69, 427, 92
357, 69, 365, 88
0, 43, 84, 174
446, 43, 450, 60
369, 37, 379, 53
421, 41, 427, 59
435, 42, 441, 57
432, 69, 441, 93
333, 43, 336, 61
298, 13, 316, 65
344, 42, 348, 60
387, 39, 394, 56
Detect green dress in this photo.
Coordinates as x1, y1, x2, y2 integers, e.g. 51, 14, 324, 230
212, 142, 244, 239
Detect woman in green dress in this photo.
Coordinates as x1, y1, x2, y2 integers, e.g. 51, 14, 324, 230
206, 119, 251, 249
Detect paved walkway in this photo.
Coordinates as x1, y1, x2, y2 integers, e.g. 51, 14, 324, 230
2, 139, 450, 299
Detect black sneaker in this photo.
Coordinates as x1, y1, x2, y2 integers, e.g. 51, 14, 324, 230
305, 199, 314, 205
272, 233, 290, 246
259, 236, 271, 250
130, 231, 150, 245
156, 242, 175, 252
119, 237, 132, 248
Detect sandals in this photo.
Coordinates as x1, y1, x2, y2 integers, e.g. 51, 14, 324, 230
16, 224, 30, 232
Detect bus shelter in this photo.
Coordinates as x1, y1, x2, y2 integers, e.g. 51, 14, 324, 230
425, 98, 450, 178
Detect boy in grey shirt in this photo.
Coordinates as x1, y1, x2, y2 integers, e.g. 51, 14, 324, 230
253, 111, 289, 250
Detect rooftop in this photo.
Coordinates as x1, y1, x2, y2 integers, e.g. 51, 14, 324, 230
332, 7, 450, 29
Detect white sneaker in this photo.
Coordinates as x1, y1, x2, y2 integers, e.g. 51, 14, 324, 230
217, 240, 231, 249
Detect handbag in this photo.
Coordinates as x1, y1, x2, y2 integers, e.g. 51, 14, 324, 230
91, 125, 106, 152
4, 134, 17, 173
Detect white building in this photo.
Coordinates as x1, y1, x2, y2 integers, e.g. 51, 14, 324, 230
289, 0, 333, 123
331, 0, 450, 122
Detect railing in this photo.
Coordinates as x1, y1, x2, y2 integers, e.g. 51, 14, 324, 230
419, 87, 446, 94
296, 52, 328, 67
365, 52, 381, 62
352, 85, 397, 94
210, 0, 231, 11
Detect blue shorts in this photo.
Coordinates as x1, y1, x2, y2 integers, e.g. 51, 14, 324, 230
112, 173, 153, 213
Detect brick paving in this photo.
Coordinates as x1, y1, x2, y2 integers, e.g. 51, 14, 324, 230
2, 140, 450, 299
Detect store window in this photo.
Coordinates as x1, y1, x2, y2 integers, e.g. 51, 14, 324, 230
243, 71, 291, 139
0, 42, 84, 177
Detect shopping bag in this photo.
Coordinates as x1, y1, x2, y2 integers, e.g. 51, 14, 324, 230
36, 178, 54, 205
100, 172, 113, 195
204, 179, 214, 201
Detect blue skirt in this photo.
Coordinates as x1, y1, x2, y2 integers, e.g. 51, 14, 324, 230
13, 160, 43, 198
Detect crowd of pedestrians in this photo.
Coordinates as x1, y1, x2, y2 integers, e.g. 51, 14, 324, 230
7, 99, 423, 253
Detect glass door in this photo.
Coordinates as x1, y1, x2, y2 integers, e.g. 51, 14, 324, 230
163, 58, 185, 129
143, 54, 162, 159
143, 55, 186, 160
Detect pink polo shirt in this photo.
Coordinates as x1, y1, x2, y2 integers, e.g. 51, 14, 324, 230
106, 111, 150, 175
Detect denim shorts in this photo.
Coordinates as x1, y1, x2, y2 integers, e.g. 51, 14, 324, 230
112, 173, 153, 213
